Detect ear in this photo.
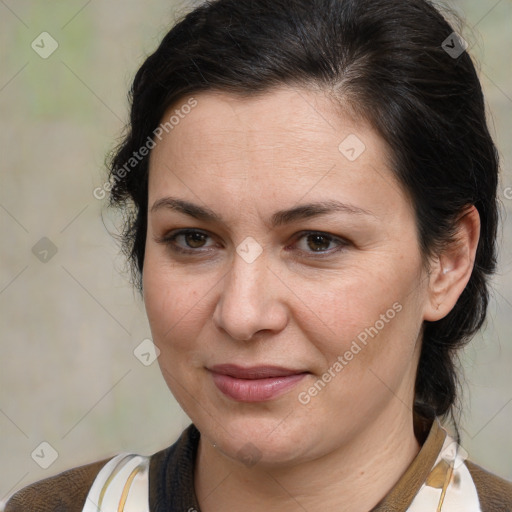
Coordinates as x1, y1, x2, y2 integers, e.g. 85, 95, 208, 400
423, 205, 481, 322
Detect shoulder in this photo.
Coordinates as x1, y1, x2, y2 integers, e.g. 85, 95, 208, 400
466, 460, 512, 512
3, 425, 200, 512
3, 457, 113, 512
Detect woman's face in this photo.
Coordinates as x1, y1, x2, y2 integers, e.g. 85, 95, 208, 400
143, 86, 432, 466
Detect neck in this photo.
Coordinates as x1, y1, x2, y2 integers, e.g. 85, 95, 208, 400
194, 406, 421, 512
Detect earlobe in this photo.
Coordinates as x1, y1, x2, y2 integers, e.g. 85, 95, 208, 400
424, 205, 481, 322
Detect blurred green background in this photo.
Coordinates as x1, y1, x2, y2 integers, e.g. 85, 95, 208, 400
1, 0, 511, 503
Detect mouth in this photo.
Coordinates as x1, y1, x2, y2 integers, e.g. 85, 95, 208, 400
208, 364, 310, 402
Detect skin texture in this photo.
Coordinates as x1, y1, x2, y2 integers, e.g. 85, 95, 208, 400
143, 86, 480, 512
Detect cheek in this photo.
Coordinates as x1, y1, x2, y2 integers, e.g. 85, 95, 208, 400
143, 248, 211, 355
293, 257, 424, 374
294, 277, 422, 426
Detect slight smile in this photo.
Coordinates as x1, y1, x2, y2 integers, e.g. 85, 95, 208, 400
208, 364, 310, 402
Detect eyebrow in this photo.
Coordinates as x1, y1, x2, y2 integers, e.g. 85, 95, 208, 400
150, 197, 374, 228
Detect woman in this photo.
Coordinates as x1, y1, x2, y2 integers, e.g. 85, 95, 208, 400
5, 0, 512, 510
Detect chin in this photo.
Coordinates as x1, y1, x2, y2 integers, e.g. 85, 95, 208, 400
199, 407, 323, 468
216, 433, 308, 469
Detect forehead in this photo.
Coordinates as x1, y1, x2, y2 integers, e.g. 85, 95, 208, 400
147, 86, 404, 214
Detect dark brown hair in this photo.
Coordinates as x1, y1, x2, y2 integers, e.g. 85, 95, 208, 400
106, 0, 499, 426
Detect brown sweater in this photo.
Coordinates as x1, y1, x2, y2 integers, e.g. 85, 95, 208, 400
5, 421, 512, 511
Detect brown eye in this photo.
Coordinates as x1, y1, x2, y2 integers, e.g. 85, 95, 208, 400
305, 234, 332, 252
182, 231, 208, 248
157, 229, 216, 254
291, 231, 349, 258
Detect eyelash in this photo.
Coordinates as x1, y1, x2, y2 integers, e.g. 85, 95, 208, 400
156, 229, 349, 259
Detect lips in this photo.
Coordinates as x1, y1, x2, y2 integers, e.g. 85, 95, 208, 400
210, 364, 306, 379
208, 364, 309, 402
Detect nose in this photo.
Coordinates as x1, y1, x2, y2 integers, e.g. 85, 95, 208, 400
212, 249, 288, 341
